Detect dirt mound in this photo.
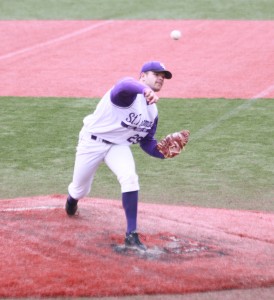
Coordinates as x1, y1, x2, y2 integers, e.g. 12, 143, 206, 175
0, 195, 273, 297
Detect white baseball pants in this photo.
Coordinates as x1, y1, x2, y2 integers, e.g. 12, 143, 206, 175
68, 128, 139, 200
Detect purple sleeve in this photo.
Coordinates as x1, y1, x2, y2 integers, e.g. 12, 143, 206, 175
140, 117, 165, 159
110, 77, 147, 107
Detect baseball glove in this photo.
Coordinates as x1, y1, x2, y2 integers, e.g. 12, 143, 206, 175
157, 130, 190, 158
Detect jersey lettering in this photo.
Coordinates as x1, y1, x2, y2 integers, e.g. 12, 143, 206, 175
122, 113, 153, 133
127, 134, 143, 144
126, 113, 142, 125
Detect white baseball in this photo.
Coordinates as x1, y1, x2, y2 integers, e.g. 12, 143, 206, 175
170, 30, 181, 40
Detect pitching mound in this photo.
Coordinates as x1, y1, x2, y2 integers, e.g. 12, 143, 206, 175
0, 195, 273, 297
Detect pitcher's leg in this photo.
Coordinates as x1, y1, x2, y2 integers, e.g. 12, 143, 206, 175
104, 145, 139, 193
122, 191, 138, 234
105, 145, 146, 250
104, 145, 139, 232
68, 150, 101, 200
66, 137, 109, 215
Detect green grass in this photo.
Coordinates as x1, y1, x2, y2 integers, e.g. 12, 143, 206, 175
1, 97, 273, 211
0, 0, 274, 20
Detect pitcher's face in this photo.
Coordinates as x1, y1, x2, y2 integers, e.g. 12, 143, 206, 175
140, 71, 165, 92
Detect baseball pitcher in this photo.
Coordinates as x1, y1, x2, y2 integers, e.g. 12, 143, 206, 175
66, 61, 190, 251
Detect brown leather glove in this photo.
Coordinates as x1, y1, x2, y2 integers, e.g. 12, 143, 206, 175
157, 130, 190, 158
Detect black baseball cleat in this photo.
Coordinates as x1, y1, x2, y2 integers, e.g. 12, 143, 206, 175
65, 197, 78, 216
125, 231, 147, 251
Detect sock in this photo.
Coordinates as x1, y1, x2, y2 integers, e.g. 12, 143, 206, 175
122, 191, 138, 236
67, 194, 78, 204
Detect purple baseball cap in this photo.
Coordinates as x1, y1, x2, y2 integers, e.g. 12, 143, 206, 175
141, 61, 172, 79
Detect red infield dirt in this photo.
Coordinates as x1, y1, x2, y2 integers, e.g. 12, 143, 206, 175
0, 195, 273, 298
0, 20, 274, 99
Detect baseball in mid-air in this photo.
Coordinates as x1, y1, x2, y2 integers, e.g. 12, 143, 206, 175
170, 30, 181, 40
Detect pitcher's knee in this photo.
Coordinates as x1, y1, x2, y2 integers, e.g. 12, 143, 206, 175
119, 172, 139, 193
68, 182, 91, 200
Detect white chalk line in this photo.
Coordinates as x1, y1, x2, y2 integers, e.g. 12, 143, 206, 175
0, 20, 113, 61
190, 84, 274, 141
1, 206, 60, 212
